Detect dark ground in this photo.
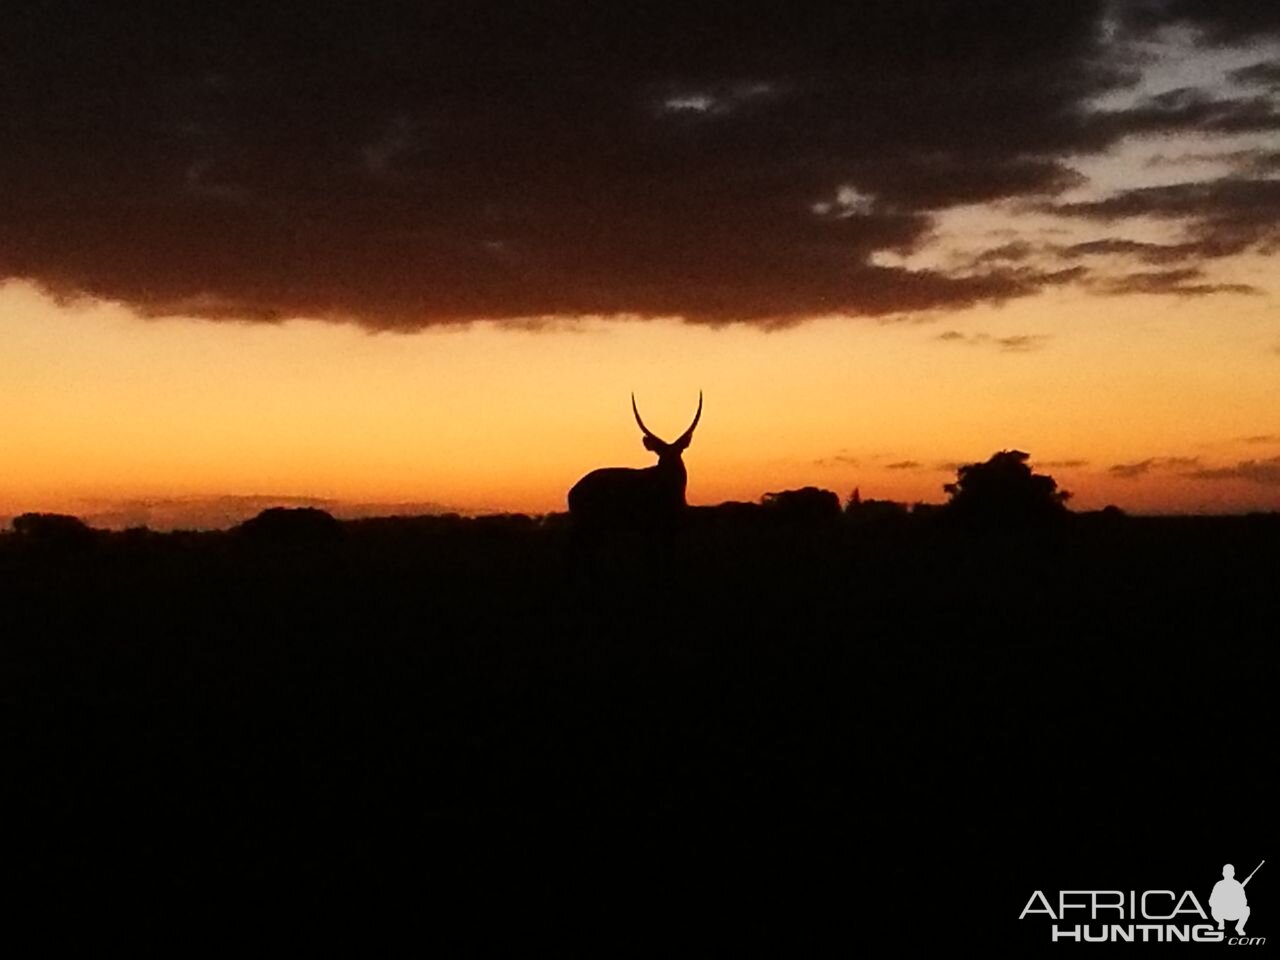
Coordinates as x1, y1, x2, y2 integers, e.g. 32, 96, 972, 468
3, 508, 1274, 948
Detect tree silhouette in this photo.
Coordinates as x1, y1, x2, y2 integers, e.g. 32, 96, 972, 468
943, 450, 1070, 526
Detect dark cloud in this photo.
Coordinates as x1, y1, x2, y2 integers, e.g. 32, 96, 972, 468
980, 191, 1280, 274
1231, 61, 1280, 88
1054, 176, 1280, 281
1239, 151, 1280, 175
970, 242, 1038, 265
1186, 456, 1280, 485
1142, 149, 1261, 169
1056, 177, 1280, 229
1108, 456, 1200, 478
1090, 268, 1260, 296
0, 2, 1271, 329
1140, 148, 1280, 177
1061, 238, 1204, 264
1117, 1, 1280, 43
1088, 88, 1280, 140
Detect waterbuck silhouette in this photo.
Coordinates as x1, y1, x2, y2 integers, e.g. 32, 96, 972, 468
568, 392, 702, 525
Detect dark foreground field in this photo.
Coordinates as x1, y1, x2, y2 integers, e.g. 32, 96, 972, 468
4, 508, 1275, 946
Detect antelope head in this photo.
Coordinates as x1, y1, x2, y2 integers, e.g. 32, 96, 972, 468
631, 391, 701, 469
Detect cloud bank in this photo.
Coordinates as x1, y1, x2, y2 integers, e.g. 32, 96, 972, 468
2, 2, 1277, 329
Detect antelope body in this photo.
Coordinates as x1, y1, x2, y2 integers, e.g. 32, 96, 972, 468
568, 392, 702, 524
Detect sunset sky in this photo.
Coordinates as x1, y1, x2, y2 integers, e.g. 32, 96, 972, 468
3, 2, 1278, 528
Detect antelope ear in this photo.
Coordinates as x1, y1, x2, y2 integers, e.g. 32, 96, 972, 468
642, 435, 665, 453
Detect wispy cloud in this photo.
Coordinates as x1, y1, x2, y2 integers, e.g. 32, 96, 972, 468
814, 453, 861, 467
1186, 456, 1280, 486
1089, 268, 1260, 297
934, 331, 1052, 352
1108, 456, 1200, 479
1231, 61, 1280, 88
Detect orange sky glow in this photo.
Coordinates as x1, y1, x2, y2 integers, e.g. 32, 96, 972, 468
3, 271, 1276, 529
3, 12, 1279, 528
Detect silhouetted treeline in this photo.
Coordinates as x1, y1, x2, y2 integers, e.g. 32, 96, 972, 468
3, 497, 1276, 945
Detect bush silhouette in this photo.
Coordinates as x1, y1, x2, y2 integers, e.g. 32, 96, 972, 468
943, 450, 1069, 526
844, 489, 909, 526
235, 507, 342, 543
761, 486, 841, 522
11, 512, 97, 548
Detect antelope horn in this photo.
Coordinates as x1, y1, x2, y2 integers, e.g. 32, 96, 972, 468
674, 390, 702, 447
632, 393, 663, 442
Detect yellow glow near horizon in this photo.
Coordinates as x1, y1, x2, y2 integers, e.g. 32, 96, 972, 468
1, 279, 1277, 527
